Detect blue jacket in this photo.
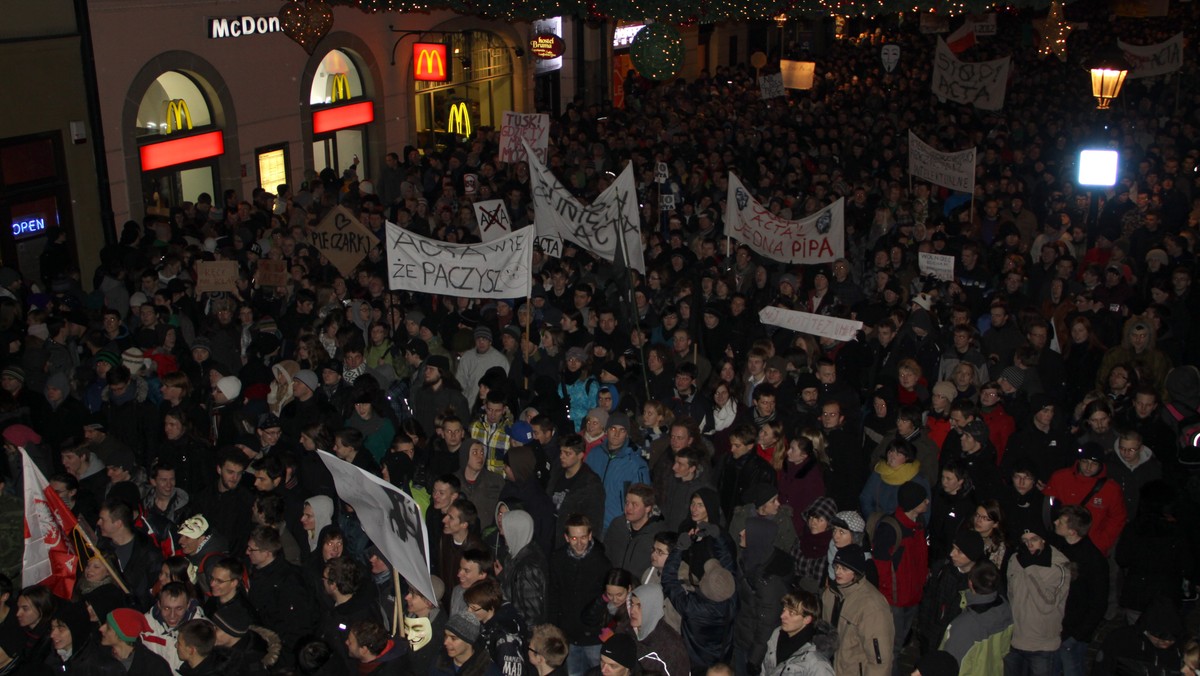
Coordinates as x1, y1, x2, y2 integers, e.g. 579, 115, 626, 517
586, 441, 650, 532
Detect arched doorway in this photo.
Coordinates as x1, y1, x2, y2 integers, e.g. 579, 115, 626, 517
136, 70, 225, 215
413, 30, 514, 150
309, 48, 374, 178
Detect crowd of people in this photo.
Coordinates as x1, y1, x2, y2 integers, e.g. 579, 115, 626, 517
2, 4, 1200, 676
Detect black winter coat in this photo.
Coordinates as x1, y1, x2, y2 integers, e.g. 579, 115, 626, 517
733, 549, 793, 668
246, 557, 316, 656
549, 544, 611, 644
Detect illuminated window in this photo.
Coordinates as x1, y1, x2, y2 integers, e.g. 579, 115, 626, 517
256, 144, 289, 192
310, 49, 365, 105
135, 71, 214, 137
414, 31, 513, 142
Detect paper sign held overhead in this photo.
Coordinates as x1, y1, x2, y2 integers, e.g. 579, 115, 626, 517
195, 260, 240, 293
255, 259, 289, 287
918, 252, 957, 282
498, 112, 551, 164
473, 199, 513, 242
780, 60, 816, 89
759, 306, 863, 342
309, 205, 379, 276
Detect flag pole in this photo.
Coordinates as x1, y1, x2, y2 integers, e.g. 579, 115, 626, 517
392, 569, 404, 637
74, 525, 130, 594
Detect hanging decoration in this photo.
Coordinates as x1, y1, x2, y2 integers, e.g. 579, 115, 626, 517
279, 0, 334, 54
630, 23, 684, 81
1034, 0, 1073, 62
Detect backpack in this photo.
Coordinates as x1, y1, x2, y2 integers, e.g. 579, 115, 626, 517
1164, 404, 1200, 470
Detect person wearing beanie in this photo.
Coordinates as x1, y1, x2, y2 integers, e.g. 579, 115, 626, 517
456, 323, 510, 402
727, 483, 798, 555
662, 523, 737, 669
1006, 521, 1071, 671
432, 612, 499, 676
1043, 441, 1127, 556
913, 529, 987, 656
279, 367, 338, 440
794, 495, 838, 592
823, 543, 894, 676
828, 510, 877, 587
585, 402, 650, 533
211, 374, 245, 447
408, 354, 471, 440
98, 608, 174, 676
599, 632, 641, 676
869, 479, 929, 662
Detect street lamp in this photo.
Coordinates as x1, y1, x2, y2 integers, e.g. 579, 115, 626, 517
1087, 52, 1129, 110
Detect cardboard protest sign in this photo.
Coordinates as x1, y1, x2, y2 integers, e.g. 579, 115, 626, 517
759, 306, 863, 342
498, 112, 551, 164
918, 252, 957, 282
255, 259, 289, 288
908, 131, 977, 193
759, 73, 785, 99
387, 223, 533, 299
526, 141, 645, 273
473, 200, 514, 243
309, 205, 379, 276
194, 261, 239, 293
931, 38, 1010, 110
780, 60, 816, 89
1119, 33, 1183, 79
725, 172, 843, 264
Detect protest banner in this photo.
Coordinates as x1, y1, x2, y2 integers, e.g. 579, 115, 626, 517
526, 141, 645, 273
973, 13, 997, 36
473, 199, 514, 243
255, 259, 288, 287
759, 73, 785, 99
725, 172, 843, 264
780, 60, 816, 89
387, 222, 532, 299
194, 260, 240, 293
536, 236, 563, 258
317, 451, 436, 605
498, 111, 551, 164
918, 252, 957, 282
1118, 33, 1183, 79
932, 38, 1010, 110
759, 306, 863, 342
908, 131, 977, 193
309, 205, 379, 276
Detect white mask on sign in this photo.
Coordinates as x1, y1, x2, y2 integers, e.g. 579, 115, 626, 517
881, 44, 900, 73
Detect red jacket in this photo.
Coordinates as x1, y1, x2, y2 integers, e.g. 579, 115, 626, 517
872, 508, 929, 608
1044, 462, 1127, 555
925, 412, 952, 451
980, 405, 1015, 462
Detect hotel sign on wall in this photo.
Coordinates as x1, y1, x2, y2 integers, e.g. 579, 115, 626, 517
529, 34, 565, 59
413, 43, 449, 82
208, 16, 282, 39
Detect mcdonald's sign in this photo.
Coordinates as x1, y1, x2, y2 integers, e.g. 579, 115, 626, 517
413, 43, 448, 82
164, 99, 193, 134
329, 73, 351, 102
447, 102, 471, 137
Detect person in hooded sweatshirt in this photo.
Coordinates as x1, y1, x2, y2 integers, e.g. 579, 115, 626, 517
733, 517, 795, 676
46, 599, 123, 674
629, 583, 691, 676
1094, 597, 1186, 676
500, 446, 557, 556
44, 371, 87, 450
662, 522, 738, 672
497, 510, 548, 628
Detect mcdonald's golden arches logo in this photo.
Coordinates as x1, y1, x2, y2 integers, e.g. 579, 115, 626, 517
413, 42, 448, 82
447, 102, 471, 137
164, 99, 193, 134
330, 73, 351, 102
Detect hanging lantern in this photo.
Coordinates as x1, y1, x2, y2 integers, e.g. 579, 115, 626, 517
1087, 51, 1130, 110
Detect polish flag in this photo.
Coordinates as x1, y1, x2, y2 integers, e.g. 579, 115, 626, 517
946, 21, 975, 54
22, 449, 79, 599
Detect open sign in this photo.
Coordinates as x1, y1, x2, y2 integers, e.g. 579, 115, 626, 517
11, 217, 46, 239
529, 34, 565, 59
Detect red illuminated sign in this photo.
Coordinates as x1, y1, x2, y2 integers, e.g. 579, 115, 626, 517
139, 130, 225, 172
312, 101, 375, 134
413, 43, 448, 82
529, 34, 565, 59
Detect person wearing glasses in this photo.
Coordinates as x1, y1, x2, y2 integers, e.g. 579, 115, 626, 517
245, 525, 316, 667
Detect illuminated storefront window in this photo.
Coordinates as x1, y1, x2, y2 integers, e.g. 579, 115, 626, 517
310, 49, 372, 177
414, 31, 513, 149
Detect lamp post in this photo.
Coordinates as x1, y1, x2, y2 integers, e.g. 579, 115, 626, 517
1087, 51, 1130, 110
775, 12, 787, 58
